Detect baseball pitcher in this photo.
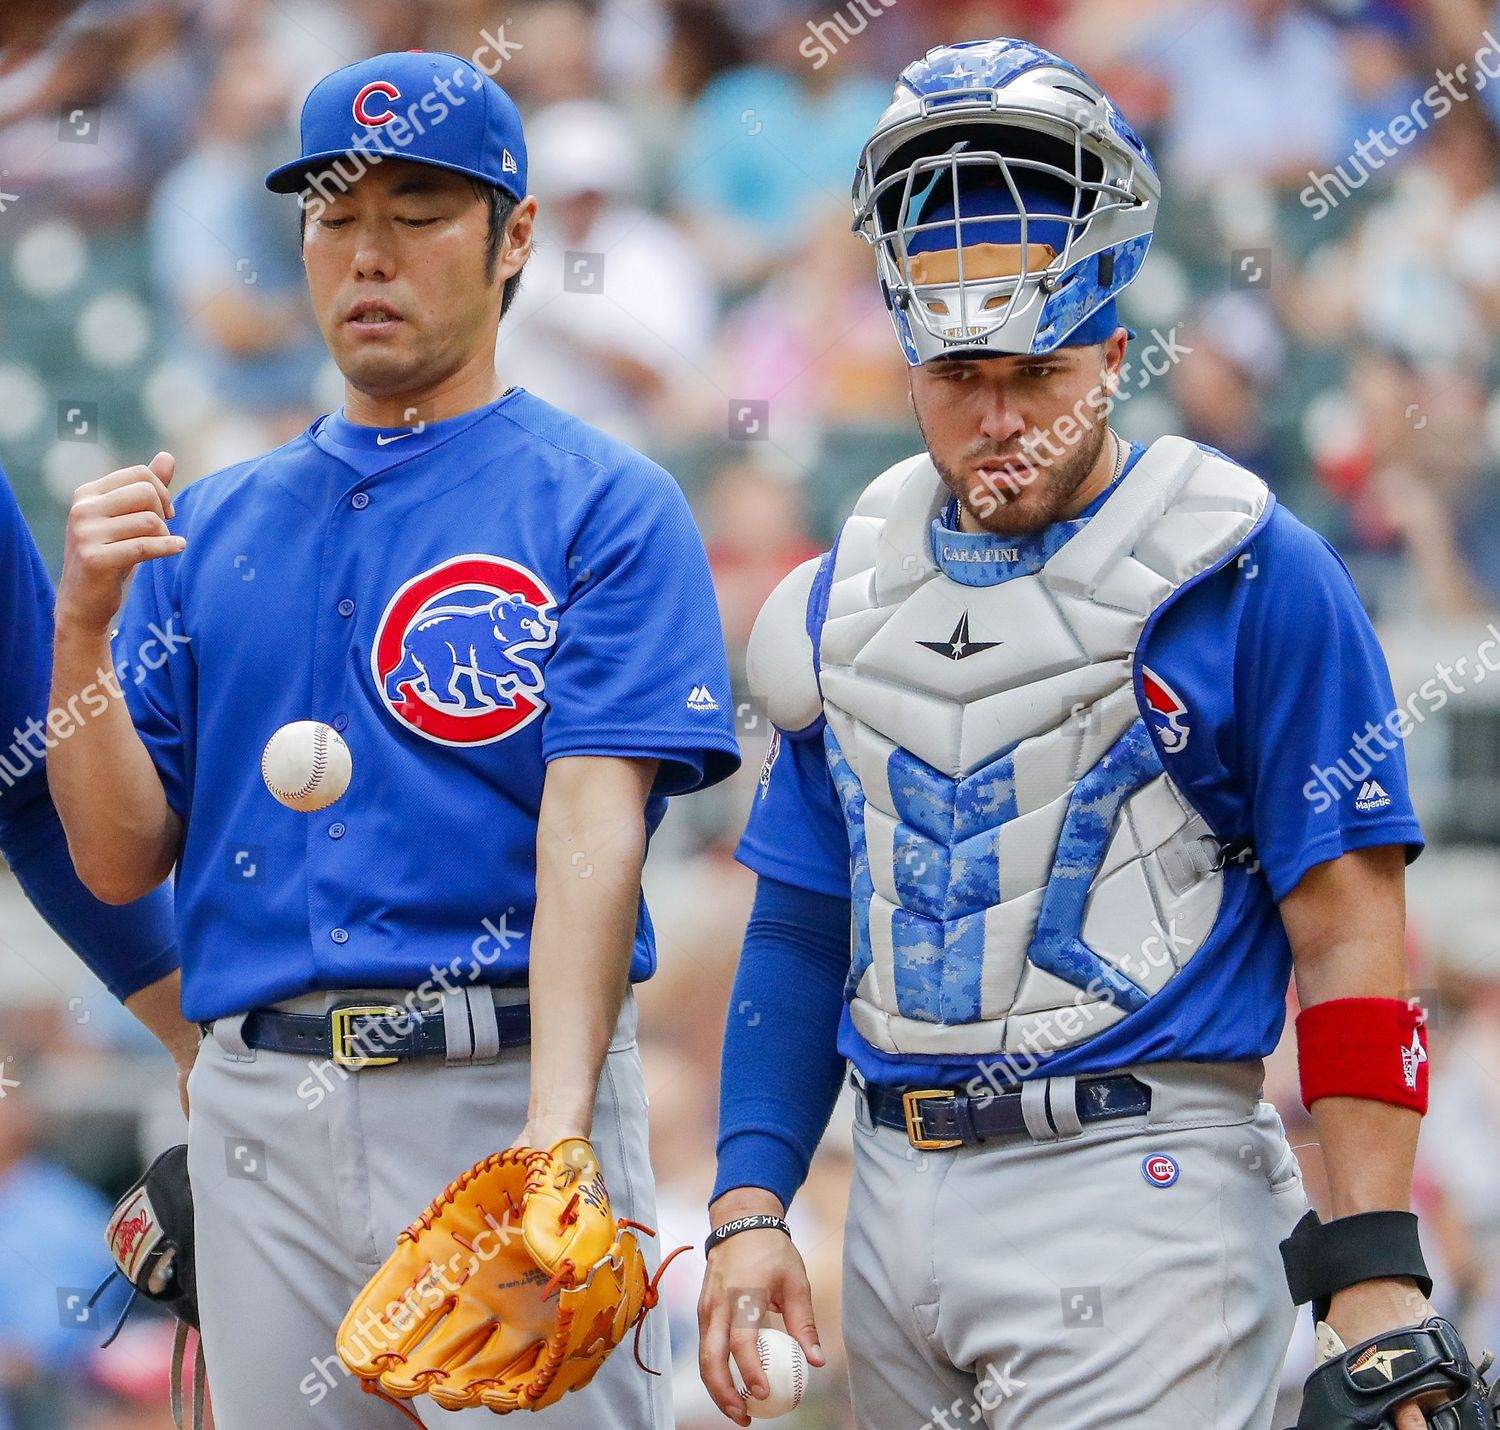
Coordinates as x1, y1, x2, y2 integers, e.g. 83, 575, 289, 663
49, 51, 739, 1430
699, 39, 1495, 1430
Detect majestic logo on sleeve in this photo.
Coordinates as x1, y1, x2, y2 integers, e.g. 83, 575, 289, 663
372, 554, 557, 746
1140, 667, 1190, 752
1355, 780, 1392, 812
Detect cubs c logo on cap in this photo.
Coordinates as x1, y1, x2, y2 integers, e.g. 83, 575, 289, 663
1141, 1153, 1179, 1188
372, 554, 557, 746
352, 80, 401, 127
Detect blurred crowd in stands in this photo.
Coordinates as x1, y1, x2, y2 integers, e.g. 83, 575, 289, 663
3, 0, 1500, 1425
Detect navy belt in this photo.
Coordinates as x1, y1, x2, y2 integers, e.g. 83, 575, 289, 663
217, 999, 531, 1069
863, 1073, 1151, 1150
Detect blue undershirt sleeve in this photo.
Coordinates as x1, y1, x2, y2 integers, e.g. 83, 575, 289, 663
712, 874, 852, 1210
3, 782, 178, 1000
0, 471, 178, 1000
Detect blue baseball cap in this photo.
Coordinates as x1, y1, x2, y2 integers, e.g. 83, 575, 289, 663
264, 50, 528, 201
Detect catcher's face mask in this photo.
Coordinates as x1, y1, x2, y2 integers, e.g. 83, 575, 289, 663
853, 37, 1160, 364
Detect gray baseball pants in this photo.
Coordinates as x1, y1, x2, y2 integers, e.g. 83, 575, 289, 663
842, 1060, 1308, 1430
186, 986, 673, 1430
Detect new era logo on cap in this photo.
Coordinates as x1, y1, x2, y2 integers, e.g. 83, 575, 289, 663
1355, 779, 1391, 812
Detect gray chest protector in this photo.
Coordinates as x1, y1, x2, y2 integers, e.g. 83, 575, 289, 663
747, 436, 1269, 1059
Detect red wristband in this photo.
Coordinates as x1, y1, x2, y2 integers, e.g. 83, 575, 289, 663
1295, 997, 1429, 1114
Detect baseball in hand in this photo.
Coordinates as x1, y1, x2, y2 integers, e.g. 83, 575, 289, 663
261, 721, 351, 811
730, 1328, 808, 1419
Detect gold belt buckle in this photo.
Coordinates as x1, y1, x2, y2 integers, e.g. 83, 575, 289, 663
902, 1089, 963, 1151
330, 1004, 403, 1070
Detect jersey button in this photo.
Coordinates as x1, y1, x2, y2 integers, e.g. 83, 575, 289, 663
331, 713, 349, 731
330, 927, 349, 944
337, 598, 355, 618
328, 822, 346, 839
351, 492, 370, 510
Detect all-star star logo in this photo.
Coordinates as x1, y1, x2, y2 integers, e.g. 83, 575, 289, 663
1349, 1345, 1416, 1382
917, 611, 999, 661
1401, 1027, 1427, 1090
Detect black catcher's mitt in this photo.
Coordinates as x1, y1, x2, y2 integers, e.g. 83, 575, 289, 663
101, 1143, 197, 1329
1294, 1317, 1499, 1430
95, 1144, 203, 1429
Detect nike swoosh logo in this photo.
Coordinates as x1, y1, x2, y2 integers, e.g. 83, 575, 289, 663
375, 430, 420, 446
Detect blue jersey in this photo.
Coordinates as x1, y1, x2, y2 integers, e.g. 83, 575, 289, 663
0, 468, 177, 1001
737, 442, 1423, 1088
115, 389, 740, 1022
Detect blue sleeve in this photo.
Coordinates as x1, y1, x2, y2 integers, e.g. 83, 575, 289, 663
541, 459, 740, 796
0, 471, 53, 754
6, 809, 178, 1001
713, 874, 851, 1209
0, 471, 178, 999
1234, 513, 1424, 901
736, 725, 851, 897
112, 526, 194, 819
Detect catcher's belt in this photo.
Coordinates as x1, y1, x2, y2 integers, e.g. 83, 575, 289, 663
338, 1137, 682, 1419
861, 1070, 1151, 1149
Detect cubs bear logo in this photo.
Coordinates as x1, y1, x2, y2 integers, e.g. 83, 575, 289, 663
1140, 666, 1190, 753
372, 554, 557, 746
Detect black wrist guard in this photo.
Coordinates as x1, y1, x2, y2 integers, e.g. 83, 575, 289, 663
1281, 1209, 1432, 1322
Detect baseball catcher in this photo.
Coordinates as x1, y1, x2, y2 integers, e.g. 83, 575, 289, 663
698, 35, 1492, 1430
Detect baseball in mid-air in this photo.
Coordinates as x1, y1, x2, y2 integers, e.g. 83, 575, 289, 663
730, 1328, 808, 1419
261, 721, 351, 812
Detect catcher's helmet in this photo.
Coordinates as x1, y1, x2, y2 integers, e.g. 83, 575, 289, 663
852, 38, 1160, 365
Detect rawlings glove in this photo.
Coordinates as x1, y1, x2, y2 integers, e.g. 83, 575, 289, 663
96, 1144, 204, 1429
338, 1138, 679, 1419
1293, 1317, 1499, 1429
